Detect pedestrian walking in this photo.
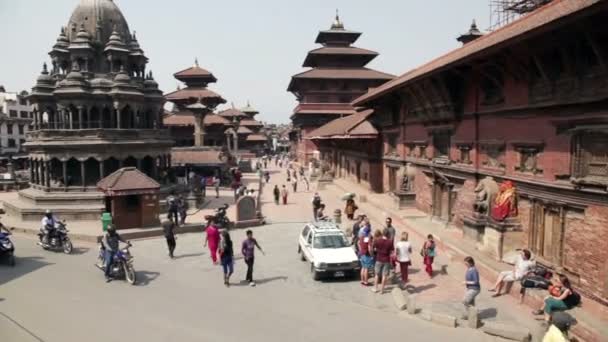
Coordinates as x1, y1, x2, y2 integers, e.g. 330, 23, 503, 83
242, 230, 264, 286
395, 232, 412, 286
303, 176, 310, 191
372, 229, 394, 294
462, 256, 481, 319
286, 169, 291, 182
291, 177, 298, 192
384, 217, 396, 241
312, 193, 322, 221
167, 192, 179, 226
344, 198, 358, 220
351, 215, 363, 254
178, 195, 188, 225
421, 234, 436, 278
200, 175, 207, 197
219, 230, 234, 287
273, 185, 280, 205
162, 216, 176, 258
213, 175, 220, 198
281, 185, 289, 205
204, 220, 220, 264
358, 224, 374, 286
264, 171, 270, 183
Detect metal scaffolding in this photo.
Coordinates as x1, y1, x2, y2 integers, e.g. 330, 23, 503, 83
489, 0, 554, 30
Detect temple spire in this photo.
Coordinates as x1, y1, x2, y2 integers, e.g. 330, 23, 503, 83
195, 58, 199, 67
331, 9, 344, 30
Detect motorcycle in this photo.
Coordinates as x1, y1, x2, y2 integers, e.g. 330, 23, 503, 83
96, 242, 136, 285
37, 221, 73, 254
0, 223, 15, 267
205, 203, 231, 229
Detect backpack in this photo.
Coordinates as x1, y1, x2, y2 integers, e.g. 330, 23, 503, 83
564, 290, 581, 308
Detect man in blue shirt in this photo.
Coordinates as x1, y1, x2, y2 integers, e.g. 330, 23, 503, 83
462, 256, 480, 319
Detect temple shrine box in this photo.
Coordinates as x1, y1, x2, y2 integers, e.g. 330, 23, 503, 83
97, 167, 160, 229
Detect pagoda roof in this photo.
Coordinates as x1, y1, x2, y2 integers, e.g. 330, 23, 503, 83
288, 67, 394, 92
237, 126, 253, 134
174, 65, 217, 83
315, 29, 361, 45
218, 107, 247, 118
303, 46, 378, 67
172, 148, 224, 166
241, 102, 259, 115
240, 118, 264, 127
165, 88, 226, 103
163, 112, 230, 126
306, 109, 377, 140
97, 167, 159, 196
353, 0, 598, 106
246, 134, 268, 142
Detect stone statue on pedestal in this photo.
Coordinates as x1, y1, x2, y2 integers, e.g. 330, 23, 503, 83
473, 176, 499, 215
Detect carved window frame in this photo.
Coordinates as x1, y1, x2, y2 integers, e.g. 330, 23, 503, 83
455, 141, 473, 165
571, 130, 608, 188
479, 140, 506, 169
513, 141, 544, 175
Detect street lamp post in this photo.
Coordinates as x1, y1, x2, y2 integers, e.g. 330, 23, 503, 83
232, 116, 241, 162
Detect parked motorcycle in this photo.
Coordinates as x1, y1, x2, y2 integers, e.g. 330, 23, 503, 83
37, 221, 73, 254
205, 203, 231, 229
0, 223, 15, 267
96, 243, 136, 285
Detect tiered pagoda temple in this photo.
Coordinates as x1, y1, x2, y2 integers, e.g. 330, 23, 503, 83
287, 13, 394, 163
5, 0, 173, 221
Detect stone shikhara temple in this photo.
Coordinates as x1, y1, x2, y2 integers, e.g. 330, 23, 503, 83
5, 0, 173, 221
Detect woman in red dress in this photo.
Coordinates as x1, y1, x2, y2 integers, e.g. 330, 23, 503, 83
204, 221, 220, 264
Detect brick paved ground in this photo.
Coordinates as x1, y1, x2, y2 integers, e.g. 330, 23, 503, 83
258, 161, 545, 339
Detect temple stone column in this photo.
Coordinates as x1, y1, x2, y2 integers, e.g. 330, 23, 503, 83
44, 161, 51, 188
115, 104, 121, 129
80, 160, 86, 188
77, 106, 85, 129
99, 160, 105, 178
194, 115, 204, 147
68, 108, 74, 129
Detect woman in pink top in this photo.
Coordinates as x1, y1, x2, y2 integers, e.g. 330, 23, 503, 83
204, 221, 220, 264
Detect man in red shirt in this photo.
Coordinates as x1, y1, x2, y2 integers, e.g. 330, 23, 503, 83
372, 229, 394, 294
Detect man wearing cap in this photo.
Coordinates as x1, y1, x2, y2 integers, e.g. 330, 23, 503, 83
101, 224, 128, 282
542, 312, 574, 342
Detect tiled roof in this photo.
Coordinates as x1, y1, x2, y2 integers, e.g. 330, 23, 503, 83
306, 109, 377, 139
246, 134, 268, 142
291, 67, 394, 80
237, 126, 253, 134
307, 46, 378, 56
171, 149, 224, 166
353, 0, 601, 106
97, 167, 159, 195
165, 88, 226, 102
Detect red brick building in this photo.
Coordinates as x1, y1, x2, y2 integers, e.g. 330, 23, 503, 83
351, 0, 608, 322
287, 13, 394, 164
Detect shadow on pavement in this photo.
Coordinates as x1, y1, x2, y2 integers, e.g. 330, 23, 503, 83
0, 256, 53, 287
232, 276, 288, 286
70, 247, 90, 255
478, 307, 498, 320
173, 252, 205, 260
135, 271, 160, 286
405, 283, 437, 294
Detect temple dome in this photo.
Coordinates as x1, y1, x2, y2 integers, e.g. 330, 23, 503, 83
67, 0, 131, 45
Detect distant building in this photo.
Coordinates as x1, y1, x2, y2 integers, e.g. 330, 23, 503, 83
0, 89, 33, 158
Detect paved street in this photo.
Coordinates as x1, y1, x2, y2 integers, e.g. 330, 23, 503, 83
0, 169, 507, 342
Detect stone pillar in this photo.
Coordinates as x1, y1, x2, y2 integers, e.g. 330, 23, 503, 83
62, 160, 67, 189
29, 158, 34, 182
110, 107, 116, 128
68, 108, 73, 129
44, 161, 51, 188
80, 160, 86, 188
33, 110, 38, 130
116, 107, 121, 129
193, 114, 205, 147
99, 160, 105, 178
33, 160, 39, 185
78, 106, 84, 129
226, 134, 232, 153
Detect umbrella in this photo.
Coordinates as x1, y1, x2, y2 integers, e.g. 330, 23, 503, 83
341, 193, 356, 201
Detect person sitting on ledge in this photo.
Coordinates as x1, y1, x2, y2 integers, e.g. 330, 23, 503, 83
489, 249, 535, 298
532, 274, 580, 325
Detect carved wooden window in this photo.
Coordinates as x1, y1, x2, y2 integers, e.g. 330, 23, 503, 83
433, 131, 451, 159
480, 141, 505, 169
456, 143, 472, 164
572, 132, 608, 185
529, 201, 565, 266
513, 142, 544, 174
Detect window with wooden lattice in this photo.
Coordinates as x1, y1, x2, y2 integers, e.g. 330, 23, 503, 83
572, 132, 608, 187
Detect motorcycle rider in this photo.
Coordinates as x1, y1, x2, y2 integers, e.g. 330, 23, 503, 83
101, 224, 128, 282
41, 209, 59, 245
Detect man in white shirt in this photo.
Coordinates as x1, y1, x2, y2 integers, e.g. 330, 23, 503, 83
40, 209, 59, 244
489, 249, 535, 297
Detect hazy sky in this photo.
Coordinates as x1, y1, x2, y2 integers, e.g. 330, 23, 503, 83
0, 0, 490, 123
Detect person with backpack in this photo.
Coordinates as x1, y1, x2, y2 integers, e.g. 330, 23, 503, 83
533, 274, 580, 324
219, 230, 234, 287
178, 195, 188, 225
421, 234, 436, 278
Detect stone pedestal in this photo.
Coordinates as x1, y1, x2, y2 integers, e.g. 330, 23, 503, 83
186, 191, 204, 209
483, 217, 523, 261
462, 213, 487, 244
391, 190, 416, 209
